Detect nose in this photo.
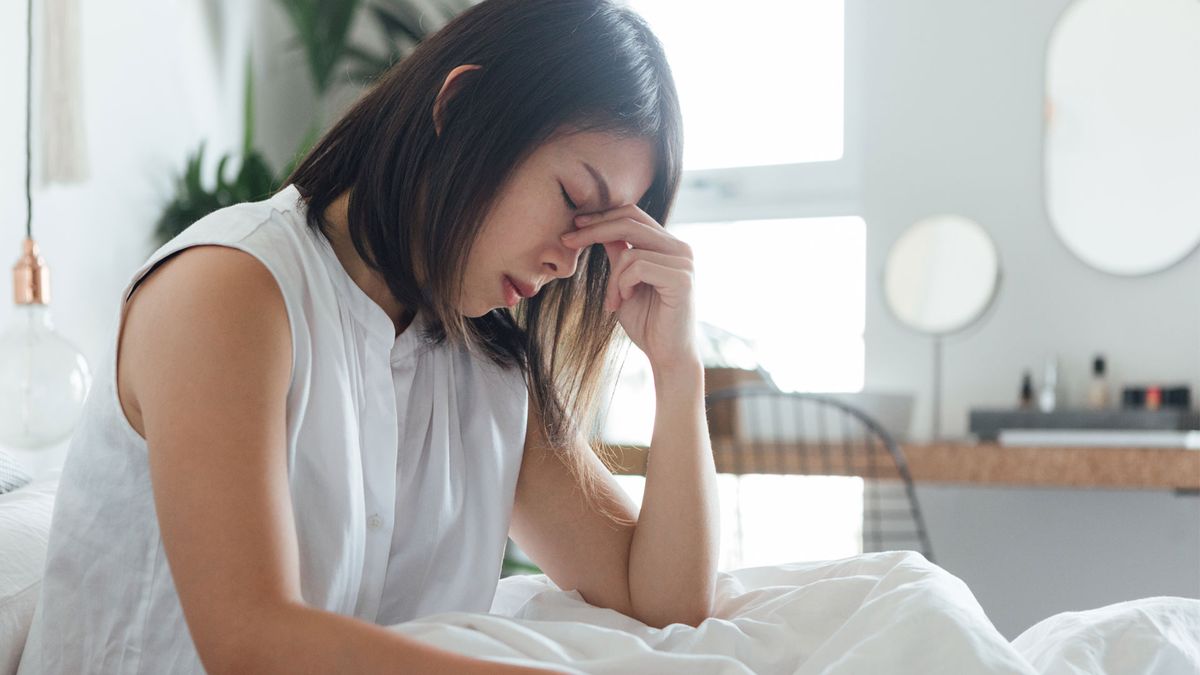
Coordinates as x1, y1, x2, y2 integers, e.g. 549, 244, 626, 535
544, 238, 585, 279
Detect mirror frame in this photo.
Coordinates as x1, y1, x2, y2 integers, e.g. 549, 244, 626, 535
882, 214, 1003, 337
1043, 0, 1200, 277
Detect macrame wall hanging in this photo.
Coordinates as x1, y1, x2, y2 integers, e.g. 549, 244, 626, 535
40, 0, 88, 184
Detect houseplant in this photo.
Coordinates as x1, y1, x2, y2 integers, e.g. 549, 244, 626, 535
155, 0, 464, 245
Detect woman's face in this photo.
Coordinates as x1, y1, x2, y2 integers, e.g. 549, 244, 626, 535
458, 129, 656, 317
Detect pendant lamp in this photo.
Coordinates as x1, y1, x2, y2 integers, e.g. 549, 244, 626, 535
0, 0, 91, 450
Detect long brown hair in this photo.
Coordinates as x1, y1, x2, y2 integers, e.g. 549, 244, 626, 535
283, 0, 683, 524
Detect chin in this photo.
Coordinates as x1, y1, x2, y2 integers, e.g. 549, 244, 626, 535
463, 302, 494, 318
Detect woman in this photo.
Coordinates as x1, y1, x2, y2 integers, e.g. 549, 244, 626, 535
18, 0, 719, 672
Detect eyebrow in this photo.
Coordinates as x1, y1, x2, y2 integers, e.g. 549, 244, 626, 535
581, 161, 612, 211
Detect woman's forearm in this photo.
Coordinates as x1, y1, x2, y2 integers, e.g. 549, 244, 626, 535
627, 358, 720, 628
210, 601, 558, 675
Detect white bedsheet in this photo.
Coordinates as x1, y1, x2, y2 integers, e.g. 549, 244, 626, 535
387, 551, 1200, 674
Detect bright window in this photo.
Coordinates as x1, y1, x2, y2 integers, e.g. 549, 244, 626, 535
602, 216, 865, 445
676, 216, 865, 393
607, 1, 863, 571
626, 0, 845, 170
616, 474, 863, 571
604, 217, 866, 569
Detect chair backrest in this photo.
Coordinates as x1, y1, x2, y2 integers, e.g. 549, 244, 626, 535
704, 384, 935, 562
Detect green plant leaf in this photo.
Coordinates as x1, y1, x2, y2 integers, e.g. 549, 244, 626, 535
500, 559, 543, 577
242, 51, 256, 156
342, 43, 393, 81
156, 142, 280, 246
184, 143, 206, 198
214, 154, 233, 201
236, 151, 277, 202
429, 0, 473, 23
369, 3, 425, 45
159, 0, 471, 247
283, 122, 324, 182
347, 0, 464, 84
275, 0, 362, 96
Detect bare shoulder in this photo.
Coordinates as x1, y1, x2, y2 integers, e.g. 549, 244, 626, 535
117, 245, 292, 439
117, 245, 303, 668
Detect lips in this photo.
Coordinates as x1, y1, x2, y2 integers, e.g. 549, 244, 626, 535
506, 276, 537, 299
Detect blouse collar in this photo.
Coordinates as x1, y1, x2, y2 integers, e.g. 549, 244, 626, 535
268, 184, 428, 356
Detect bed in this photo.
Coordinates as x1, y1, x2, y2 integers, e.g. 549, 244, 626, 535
2, 475, 1196, 674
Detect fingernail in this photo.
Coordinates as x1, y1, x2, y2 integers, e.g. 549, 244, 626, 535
575, 213, 596, 224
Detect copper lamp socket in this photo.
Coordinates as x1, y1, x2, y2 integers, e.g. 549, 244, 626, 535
13, 237, 50, 305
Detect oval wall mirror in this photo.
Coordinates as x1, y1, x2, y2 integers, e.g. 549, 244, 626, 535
1045, 0, 1200, 276
884, 214, 1001, 336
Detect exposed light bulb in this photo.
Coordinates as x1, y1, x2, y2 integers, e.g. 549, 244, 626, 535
0, 238, 91, 449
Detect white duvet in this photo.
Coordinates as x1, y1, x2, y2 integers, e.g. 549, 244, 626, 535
388, 551, 1200, 674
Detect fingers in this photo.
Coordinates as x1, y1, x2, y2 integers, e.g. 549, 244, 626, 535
601, 241, 630, 304
562, 202, 695, 312
573, 203, 650, 227
615, 259, 693, 311
563, 206, 688, 257
563, 216, 688, 256
607, 248, 694, 312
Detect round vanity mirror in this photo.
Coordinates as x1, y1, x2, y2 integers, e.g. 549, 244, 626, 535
1045, 0, 1200, 276
884, 214, 1000, 336
884, 214, 1001, 440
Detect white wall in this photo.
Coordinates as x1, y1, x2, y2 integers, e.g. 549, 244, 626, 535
0, 0, 254, 476
0, 0, 431, 478
0, 1, 415, 478
857, 0, 1200, 440
853, 0, 1200, 639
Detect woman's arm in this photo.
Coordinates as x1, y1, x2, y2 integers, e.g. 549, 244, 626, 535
121, 246, 555, 675
514, 202, 720, 629
567, 204, 720, 626
627, 358, 719, 629
509, 362, 717, 629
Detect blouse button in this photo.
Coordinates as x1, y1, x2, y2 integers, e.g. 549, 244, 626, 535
367, 514, 383, 530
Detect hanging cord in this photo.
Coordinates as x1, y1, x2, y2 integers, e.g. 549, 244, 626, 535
25, 0, 33, 240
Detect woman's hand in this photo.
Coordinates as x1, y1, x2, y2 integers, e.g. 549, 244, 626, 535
561, 205, 701, 374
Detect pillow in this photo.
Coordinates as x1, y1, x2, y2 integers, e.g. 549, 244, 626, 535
0, 454, 31, 495
0, 475, 58, 674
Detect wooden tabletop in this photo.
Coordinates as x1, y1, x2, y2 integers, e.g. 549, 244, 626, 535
601, 440, 1200, 491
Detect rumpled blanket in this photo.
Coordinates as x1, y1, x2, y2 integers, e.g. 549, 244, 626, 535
388, 551, 1200, 674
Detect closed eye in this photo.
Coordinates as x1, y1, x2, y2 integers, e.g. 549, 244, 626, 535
560, 183, 578, 211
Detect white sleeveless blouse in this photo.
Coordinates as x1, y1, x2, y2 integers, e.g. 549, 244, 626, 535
17, 185, 529, 674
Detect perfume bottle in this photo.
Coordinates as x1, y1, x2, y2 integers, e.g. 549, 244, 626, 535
1037, 356, 1058, 413
1018, 370, 1034, 410
1086, 354, 1111, 410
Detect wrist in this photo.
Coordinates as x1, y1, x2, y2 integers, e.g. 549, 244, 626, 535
651, 354, 704, 388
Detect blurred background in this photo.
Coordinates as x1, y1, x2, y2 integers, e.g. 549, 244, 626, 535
1, 0, 1197, 640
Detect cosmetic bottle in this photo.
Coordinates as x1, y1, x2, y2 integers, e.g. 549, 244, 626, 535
1086, 354, 1111, 410
1146, 386, 1162, 411
1018, 371, 1034, 410
1038, 356, 1058, 413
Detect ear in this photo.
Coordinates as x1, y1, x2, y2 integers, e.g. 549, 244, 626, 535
433, 64, 483, 137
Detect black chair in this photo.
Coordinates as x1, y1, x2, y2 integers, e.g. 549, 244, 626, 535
704, 384, 935, 563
